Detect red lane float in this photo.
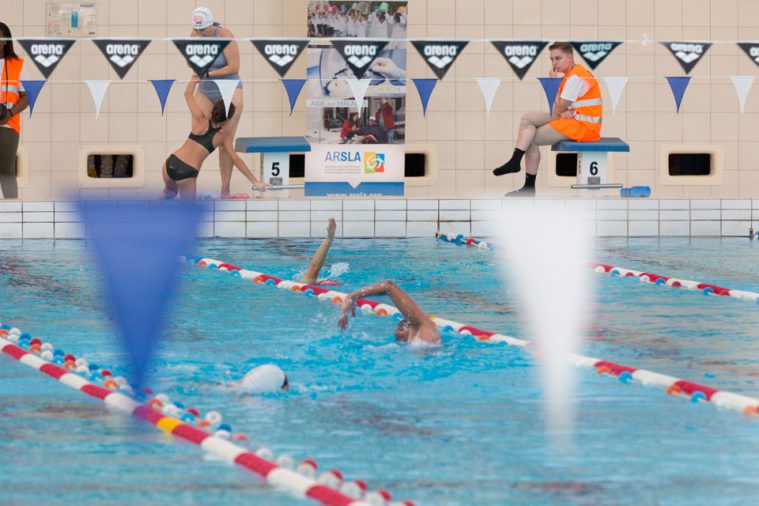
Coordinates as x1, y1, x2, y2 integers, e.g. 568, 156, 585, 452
190, 256, 759, 417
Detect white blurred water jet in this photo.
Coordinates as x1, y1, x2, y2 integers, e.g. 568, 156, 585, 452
493, 207, 594, 442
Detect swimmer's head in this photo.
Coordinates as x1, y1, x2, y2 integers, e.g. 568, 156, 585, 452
394, 319, 414, 342
211, 99, 235, 124
238, 364, 288, 394
191, 7, 214, 31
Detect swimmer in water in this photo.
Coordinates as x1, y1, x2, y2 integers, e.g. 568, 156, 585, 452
338, 280, 441, 345
236, 364, 289, 394
300, 218, 341, 286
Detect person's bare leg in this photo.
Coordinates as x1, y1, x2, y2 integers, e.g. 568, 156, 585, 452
219, 90, 243, 197
301, 218, 337, 284
524, 144, 541, 175
178, 178, 198, 201
161, 162, 178, 199
494, 112, 550, 176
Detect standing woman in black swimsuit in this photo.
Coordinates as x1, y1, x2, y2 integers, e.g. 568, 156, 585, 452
162, 75, 265, 200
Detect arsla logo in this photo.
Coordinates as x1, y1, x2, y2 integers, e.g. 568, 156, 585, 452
579, 42, 613, 62
30, 44, 64, 68
343, 45, 378, 68
264, 44, 299, 67
325, 151, 361, 163
503, 45, 537, 69
423, 45, 458, 69
364, 152, 385, 174
185, 44, 220, 67
670, 43, 703, 63
105, 44, 140, 68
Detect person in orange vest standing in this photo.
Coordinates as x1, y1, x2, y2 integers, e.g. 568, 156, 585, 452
0, 22, 29, 199
492, 42, 602, 196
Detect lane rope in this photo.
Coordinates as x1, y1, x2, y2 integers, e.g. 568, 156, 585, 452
187, 256, 759, 417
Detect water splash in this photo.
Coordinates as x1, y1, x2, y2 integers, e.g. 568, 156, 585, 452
328, 262, 350, 278
493, 207, 594, 443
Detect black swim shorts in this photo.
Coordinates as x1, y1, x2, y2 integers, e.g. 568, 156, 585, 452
166, 154, 199, 181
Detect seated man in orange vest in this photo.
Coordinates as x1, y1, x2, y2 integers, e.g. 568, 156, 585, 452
493, 42, 602, 196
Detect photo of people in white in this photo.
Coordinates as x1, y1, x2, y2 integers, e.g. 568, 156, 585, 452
308, 1, 408, 40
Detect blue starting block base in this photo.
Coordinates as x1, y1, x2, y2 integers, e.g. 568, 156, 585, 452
235, 137, 311, 196
552, 137, 628, 190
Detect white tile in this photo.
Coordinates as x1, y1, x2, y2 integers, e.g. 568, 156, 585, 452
375, 210, 406, 221
23, 202, 54, 212
597, 199, 627, 210
472, 221, 500, 237
597, 221, 627, 236
629, 221, 658, 237
753, 210, 759, 220
246, 211, 277, 222
439, 199, 470, 210
0, 223, 22, 238
246, 222, 277, 238
248, 200, 278, 211
721, 221, 752, 237
472, 210, 502, 221
214, 222, 246, 238
628, 210, 657, 221
279, 221, 311, 237
439, 222, 471, 236
407, 200, 438, 210
691, 221, 721, 236
0, 202, 22, 212
597, 210, 627, 220
279, 200, 311, 211
440, 210, 470, 220
407, 221, 438, 237
753, 199, 759, 209
408, 210, 438, 221
660, 210, 689, 220
375, 221, 406, 237
343, 200, 374, 210
721, 199, 751, 209
470, 199, 502, 210
691, 199, 721, 209
279, 210, 309, 221
311, 210, 340, 222
343, 221, 374, 238
343, 210, 374, 221
214, 211, 245, 222
55, 222, 85, 239
501, 199, 534, 210
660, 221, 690, 236
310, 200, 341, 211
660, 200, 689, 210
0, 213, 22, 223
375, 200, 406, 210
196, 222, 214, 238
214, 201, 246, 211
628, 200, 659, 210
573, 210, 596, 221
691, 210, 720, 220
310, 221, 343, 238
533, 200, 566, 211
565, 199, 596, 210
722, 210, 751, 220
23, 212, 54, 223
55, 202, 77, 213
23, 223, 54, 239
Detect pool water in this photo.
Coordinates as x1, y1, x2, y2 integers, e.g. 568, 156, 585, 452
1, 238, 758, 505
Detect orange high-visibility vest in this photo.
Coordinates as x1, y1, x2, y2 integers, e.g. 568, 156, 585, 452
1, 57, 24, 135
549, 64, 602, 142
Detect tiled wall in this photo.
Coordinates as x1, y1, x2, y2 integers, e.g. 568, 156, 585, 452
5, 0, 759, 200
1, 199, 757, 239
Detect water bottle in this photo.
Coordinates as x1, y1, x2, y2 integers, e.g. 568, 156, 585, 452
620, 186, 651, 198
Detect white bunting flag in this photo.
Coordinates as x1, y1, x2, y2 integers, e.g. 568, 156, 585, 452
476, 78, 501, 115
730, 76, 754, 114
345, 79, 372, 117
603, 77, 628, 114
85, 80, 111, 118
212, 79, 241, 116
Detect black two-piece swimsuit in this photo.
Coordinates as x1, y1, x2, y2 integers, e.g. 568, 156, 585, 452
166, 121, 221, 181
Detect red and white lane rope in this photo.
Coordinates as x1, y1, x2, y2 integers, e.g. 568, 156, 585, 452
437, 233, 759, 304
187, 256, 759, 417
0, 325, 410, 506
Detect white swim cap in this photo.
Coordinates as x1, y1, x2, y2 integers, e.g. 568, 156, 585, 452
192, 7, 214, 30
238, 364, 288, 393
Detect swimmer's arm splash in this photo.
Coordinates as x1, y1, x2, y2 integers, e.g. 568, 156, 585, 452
338, 280, 427, 329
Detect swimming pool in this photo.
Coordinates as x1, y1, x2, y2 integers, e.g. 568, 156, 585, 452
1, 237, 758, 505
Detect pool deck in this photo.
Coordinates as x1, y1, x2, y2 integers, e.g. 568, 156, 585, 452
0, 199, 756, 239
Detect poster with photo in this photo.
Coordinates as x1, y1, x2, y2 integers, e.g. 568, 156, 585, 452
308, 1, 408, 40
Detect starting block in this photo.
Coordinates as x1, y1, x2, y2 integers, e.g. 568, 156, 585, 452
235, 136, 311, 197
552, 137, 628, 190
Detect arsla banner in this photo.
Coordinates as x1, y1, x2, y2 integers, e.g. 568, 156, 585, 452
18, 39, 77, 79
570, 41, 622, 70
491, 40, 547, 80
93, 39, 152, 79
172, 39, 231, 77
330, 39, 389, 79
252, 39, 310, 78
662, 41, 712, 74
738, 43, 759, 67
411, 40, 469, 80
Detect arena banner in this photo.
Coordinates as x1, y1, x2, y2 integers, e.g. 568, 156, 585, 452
570, 41, 622, 70
738, 43, 759, 67
306, 1, 408, 197
490, 40, 547, 80
93, 39, 151, 79
251, 38, 310, 77
662, 41, 712, 74
172, 38, 231, 77
17, 38, 76, 79
411, 40, 469, 80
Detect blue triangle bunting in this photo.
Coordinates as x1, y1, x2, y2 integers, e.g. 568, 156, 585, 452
412, 78, 438, 117
77, 200, 206, 390
281, 79, 307, 116
20, 80, 46, 117
665, 76, 691, 113
537, 77, 563, 111
150, 79, 175, 116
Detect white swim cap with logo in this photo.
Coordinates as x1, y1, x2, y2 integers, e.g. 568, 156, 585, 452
238, 364, 287, 393
192, 7, 214, 30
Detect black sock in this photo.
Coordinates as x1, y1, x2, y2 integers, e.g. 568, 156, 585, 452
524, 173, 536, 188
492, 148, 525, 176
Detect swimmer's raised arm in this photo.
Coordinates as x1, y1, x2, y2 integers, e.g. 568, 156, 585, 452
338, 280, 426, 330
